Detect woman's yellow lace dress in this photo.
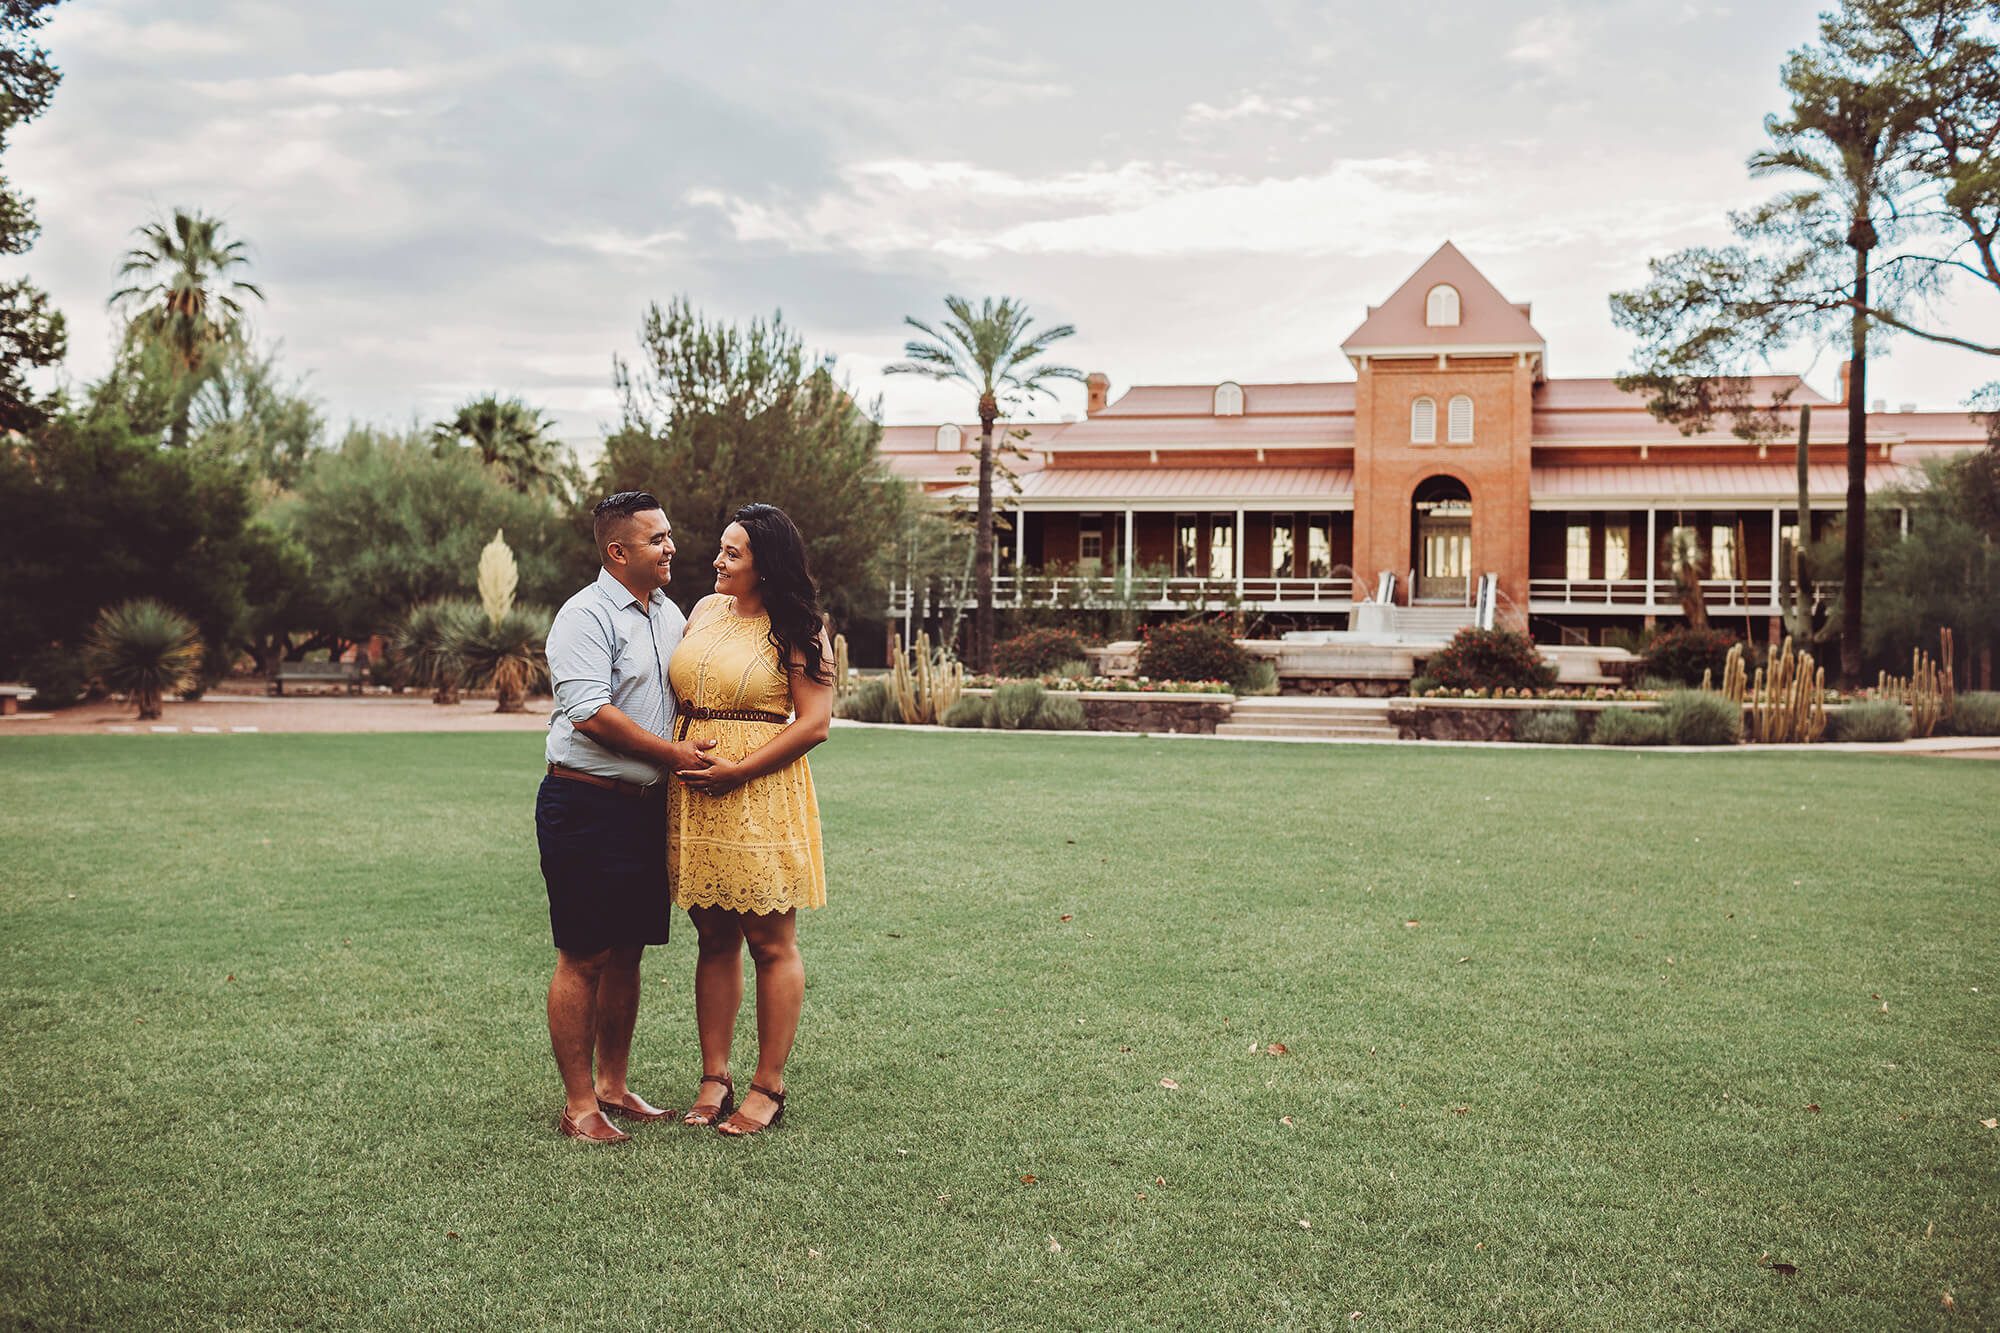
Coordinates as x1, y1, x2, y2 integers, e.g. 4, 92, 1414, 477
667, 595, 826, 914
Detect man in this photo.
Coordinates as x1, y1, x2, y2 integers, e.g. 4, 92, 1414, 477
538, 490, 713, 1143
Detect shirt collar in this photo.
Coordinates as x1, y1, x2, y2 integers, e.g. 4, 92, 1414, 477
595, 566, 665, 612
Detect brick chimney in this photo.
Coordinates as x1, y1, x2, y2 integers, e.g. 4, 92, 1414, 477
1838, 359, 1853, 404
1085, 371, 1110, 416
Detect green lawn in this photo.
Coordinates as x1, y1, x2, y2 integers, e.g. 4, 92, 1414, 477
0, 730, 1995, 1330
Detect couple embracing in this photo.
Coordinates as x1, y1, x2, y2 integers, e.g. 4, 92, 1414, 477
536, 491, 832, 1144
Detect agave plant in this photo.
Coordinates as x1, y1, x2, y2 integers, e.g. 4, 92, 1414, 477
391, 599, 483, 704
455, 605, 552, 713
83, 600, 203, 720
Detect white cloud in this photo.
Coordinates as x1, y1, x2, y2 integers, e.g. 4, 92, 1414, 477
47, 8, 244, 59
1184, 93, 1321, 124
188, 66, 443, 102
1506, 14, 1584, 72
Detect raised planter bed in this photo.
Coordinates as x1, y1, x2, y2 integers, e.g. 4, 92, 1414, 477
964, 687, 1235, 734
1388, 696, 1662, 742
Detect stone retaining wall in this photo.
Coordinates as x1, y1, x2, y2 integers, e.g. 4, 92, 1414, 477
1387, 698, 1663, 742
963, 687, 1234, 734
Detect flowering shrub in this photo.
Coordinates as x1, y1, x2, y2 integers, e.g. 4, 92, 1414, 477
1409, 684, 1663, 701
1421, 628, 1556, 693
965, 674, 1233, 695
1136, 621, 1255, 689
1641, 626, 1739, 686
992, 629, 1089, 678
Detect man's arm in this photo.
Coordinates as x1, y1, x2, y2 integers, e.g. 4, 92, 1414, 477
573, 704, 712, 771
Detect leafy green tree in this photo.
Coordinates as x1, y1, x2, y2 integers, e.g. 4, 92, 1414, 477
0, 408, 259, 675
110, 209, 264, 449
886, 296, 1082, 671
190, 336, 326, 489
431, 393, 581, 499
1865, 451, 2000, 681
599, 298, 906, 620
0, 0, 69, 432
274, 426, 587, 655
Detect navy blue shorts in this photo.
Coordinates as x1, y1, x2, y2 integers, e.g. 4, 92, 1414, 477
535, 775, 669, 955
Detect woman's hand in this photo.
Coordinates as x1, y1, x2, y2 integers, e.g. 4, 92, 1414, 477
676, 756, 746, 796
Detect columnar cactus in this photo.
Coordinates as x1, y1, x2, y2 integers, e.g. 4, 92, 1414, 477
889, 631, 964, 725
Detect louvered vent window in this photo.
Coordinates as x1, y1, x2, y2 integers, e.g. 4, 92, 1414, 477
935, 423, 963, 452
1410, 397, 1437, 444
1213, 381, 1244, 416
1447, 395, 1473, 443
1426, 284, 1460, 327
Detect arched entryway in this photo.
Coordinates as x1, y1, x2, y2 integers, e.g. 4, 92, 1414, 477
1411, 475, 1472, 602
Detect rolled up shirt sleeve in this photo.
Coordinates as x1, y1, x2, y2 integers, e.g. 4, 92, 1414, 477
546, 605, 614, 724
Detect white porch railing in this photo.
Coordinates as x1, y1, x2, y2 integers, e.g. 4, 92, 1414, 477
1528, 577, 1842, 610
888, 574, 1357, 615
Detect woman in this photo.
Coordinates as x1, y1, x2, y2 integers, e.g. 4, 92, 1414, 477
668, 502, 833, 1136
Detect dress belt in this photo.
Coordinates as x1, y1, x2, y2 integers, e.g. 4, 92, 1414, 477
676, 705, 790, 741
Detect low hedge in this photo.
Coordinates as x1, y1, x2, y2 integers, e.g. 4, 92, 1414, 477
1515, 710, 1583, 744
993, 629, 1089, 678
1424, 628, 1556, 693
1661, 689, 1742, 746
1136, 622, 1255, 689
1948, 691, 2000, 736
1593, 708, 1667, 746
1831, 700, 1911, 743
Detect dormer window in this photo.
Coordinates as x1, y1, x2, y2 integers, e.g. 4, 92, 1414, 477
1213, 381, 1244, 416
1425, 284, 1460, 327
935, 423, 963, 452
1447, 394, 1474, 443
1410, 396, 1437, 444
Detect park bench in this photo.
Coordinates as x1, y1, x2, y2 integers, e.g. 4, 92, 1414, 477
270, 660, 364, 696
0, 684, 37, 715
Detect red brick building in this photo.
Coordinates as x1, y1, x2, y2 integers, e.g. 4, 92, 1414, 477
879, 243, 1986, 642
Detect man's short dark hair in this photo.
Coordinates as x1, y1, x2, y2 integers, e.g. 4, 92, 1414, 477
592, 491, 663, 550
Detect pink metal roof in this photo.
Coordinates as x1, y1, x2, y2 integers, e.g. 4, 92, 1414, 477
1092, 381, 1355, 418
1534, 375, 1830, 411
1341, 242, 1544, 351
1014, 466, 1353, 502
1532, 461, 1918, 502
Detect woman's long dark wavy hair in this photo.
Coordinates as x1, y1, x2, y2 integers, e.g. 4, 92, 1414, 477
733, 502, 832, 685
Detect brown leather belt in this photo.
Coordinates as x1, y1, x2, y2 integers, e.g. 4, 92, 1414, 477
675, 706, 789, 741
546, 762, 657, 798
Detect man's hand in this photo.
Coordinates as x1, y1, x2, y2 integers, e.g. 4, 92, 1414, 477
666, 738, 717, 771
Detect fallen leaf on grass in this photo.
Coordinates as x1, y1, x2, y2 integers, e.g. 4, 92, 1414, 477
1980, 1118, 1998, 1130
445, 1231, 459, 1239
1266, 1042, 1289, 1056
1348, 1313, 1362, 1322
936, 1193, 951, 1203
1135, 1191, 1147, 1201
1926, 1222, 1935, 1237
1019, 1174, 1037, 1185
808, 1248, 823, 1260
1455, 956, 1471, 965
1806, 1104, 1821, 1113
1880, 1002, 1890, 1013
1452, 1105, 1470, 1115
1159, 1078, 1180, 1090
1404, 919, 1421, 929
1047, 1235, 1062, 1253
1059, 914, 1073, 922
1155, 1175, 1166, 1186
1474, 1242, 1485, 1251
1942, 1291, 1956, 1312
1119, 1045, 1132, 1053
1298, 1218, 1311, 1229
225, 974, 235, 983
1280, 1116, 1295, 1127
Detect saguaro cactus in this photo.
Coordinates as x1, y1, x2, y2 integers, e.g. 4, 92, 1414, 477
889, 631, 964, 725
1748, 635, 1826, 744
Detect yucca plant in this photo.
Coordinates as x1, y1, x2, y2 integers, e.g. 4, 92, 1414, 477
83, 600, 203, 720
392, 599, 482, 704
456, 605, 552, 713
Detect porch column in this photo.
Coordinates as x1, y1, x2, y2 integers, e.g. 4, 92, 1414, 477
1014, 507, 1026, 591
1234, 507, 1245, 594
1122, 508, 1135, 594
1770, 506, 1781, 610
1644, 509, 1657, 611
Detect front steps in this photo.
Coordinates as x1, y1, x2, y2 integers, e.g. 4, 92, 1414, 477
1215, 696, 1402, 742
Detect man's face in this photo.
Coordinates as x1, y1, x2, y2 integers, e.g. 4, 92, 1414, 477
611, 509, 675, 591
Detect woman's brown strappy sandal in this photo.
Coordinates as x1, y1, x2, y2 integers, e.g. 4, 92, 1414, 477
682, 1074, 734, 1127
716, 1083, 786, 1137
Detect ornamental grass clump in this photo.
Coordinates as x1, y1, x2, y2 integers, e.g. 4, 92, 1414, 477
1641, 626, 1739, 687
941, 695, 990, 728
1830, 700, 1912, 743
456, 606, 552, 713
1424, 628, 1556, 694
83, 599, 203, 720
1662, 689, 1743, 746
1514, 709, 1583, 744
1592, 707, 1667, 746
991, 681, 1046, 729
992, 629, 1088, 678
837, 677, 896, 723
1029, 693, 1087, 730
1136, 621, 1253, 689
392, 599, 484, 704
1947, 691, 2000, 736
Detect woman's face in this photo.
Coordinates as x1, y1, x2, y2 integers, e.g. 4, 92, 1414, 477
713, 521, 757, 596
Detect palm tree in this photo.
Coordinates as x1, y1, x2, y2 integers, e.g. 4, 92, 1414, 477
110, 209, 264, 449
1749, 52, 1905, 686
432, 394, 576, 497
83, 600, 204, 720
887, 297, 1082, 671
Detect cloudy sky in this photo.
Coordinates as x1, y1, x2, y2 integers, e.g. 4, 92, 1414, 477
9, 0, 1997, 453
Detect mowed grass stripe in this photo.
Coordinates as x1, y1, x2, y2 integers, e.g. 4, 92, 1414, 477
0, 731, 1993, 1329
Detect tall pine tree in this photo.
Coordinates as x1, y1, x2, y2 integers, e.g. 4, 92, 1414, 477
0, 0, 68, 433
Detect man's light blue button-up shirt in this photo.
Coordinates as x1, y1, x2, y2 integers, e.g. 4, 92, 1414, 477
544, 567, 686, 786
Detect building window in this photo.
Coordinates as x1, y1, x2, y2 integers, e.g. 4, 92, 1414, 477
1306, 514, 1333, 578
1447, 394, 1473, 443
1605, 523, 1630, 580
1711, 524, 1737, 581
1411, 397, 1437, 444
1208, 514, 1235, 579
1566, 524, 1591, 581
1079, 514, 1104, 568
1271, 515, 1296, 578
1213, 381, 1244, 416
1175, 515, 1201, 578
1425, 284, 1460, 327
1779, 522, 1801, 571
935, 423, 962, 452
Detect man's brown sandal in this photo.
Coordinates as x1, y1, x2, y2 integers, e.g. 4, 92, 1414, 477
682, 1074, 734, 1127
596, 1090, 674, 1123
558, 1108, 631, 1144
716, 1083, 785, 1137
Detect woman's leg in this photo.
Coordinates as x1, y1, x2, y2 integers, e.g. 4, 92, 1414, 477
687, 905, 745, 1118
730, 909, 802, 1127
